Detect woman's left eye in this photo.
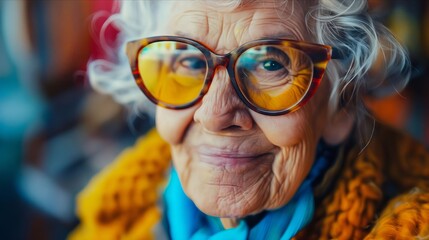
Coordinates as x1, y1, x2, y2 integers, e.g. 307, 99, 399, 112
261, 60, 284, 71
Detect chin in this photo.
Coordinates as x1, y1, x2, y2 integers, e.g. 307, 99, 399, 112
185, 182, 267, 218
194, 198, 258, 218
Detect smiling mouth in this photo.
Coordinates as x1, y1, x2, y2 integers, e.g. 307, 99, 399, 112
196, 147, 272, 167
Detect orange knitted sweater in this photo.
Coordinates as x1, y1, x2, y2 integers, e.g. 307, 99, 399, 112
69, 124, 429, 239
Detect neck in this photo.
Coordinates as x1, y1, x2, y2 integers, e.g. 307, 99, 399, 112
220, 218, 239, 229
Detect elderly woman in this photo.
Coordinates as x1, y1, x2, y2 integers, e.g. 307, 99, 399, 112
70, 0, 429, 239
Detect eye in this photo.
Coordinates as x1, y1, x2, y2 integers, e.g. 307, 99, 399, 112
179, 56, 206, 70
262, 60, 284, 71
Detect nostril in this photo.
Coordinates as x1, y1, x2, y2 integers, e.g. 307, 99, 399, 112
225, 125, 242, 131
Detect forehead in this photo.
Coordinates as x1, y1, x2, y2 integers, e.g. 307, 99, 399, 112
158, 1, 310, 52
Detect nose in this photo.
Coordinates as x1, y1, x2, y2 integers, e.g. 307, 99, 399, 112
194, 67, 253, 132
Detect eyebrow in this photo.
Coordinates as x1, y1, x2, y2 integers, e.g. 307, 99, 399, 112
174, 31, 200, 41
172, 31, 344, 59
259, 33, 298, 41
175, 31, 298, 43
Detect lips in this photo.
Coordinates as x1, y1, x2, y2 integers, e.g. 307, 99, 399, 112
196, 145, 271, 167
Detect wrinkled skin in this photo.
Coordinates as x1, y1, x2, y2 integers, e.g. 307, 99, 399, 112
155, 1, 354, 218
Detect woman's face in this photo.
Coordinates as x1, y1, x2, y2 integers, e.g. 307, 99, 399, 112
156, 1, 340, 218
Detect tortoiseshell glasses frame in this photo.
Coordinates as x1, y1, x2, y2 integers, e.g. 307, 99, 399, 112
126, 36, 342, 116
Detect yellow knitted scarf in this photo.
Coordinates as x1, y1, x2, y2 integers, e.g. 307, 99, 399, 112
69, 125, 429, 240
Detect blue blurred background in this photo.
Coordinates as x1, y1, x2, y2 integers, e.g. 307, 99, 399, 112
0, 0, 428, 239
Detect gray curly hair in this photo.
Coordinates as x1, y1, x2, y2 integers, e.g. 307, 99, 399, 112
88, 0, 410, 141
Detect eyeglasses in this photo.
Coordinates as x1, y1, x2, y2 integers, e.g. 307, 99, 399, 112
126, 36, 341, 116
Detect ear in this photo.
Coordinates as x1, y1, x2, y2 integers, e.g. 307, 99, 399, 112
322, 108, 355, 145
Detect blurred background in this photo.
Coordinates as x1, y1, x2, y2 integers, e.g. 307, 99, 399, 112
0, 0, 428, 239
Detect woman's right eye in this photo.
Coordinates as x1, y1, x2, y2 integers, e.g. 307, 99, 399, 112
179, 56, 206, 70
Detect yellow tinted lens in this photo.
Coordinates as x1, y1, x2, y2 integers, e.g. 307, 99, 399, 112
138, 41, 207, 105
235, 45, 313, 111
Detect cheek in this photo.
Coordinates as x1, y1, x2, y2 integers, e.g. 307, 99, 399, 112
251, 82, 331, 147
251, 109, 324, 148
156, 106, 197, 144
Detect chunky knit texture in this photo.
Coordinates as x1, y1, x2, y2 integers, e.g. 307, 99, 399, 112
69, 124, 429, 239
294, 125, 429, 240
69, 129, 171, 240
